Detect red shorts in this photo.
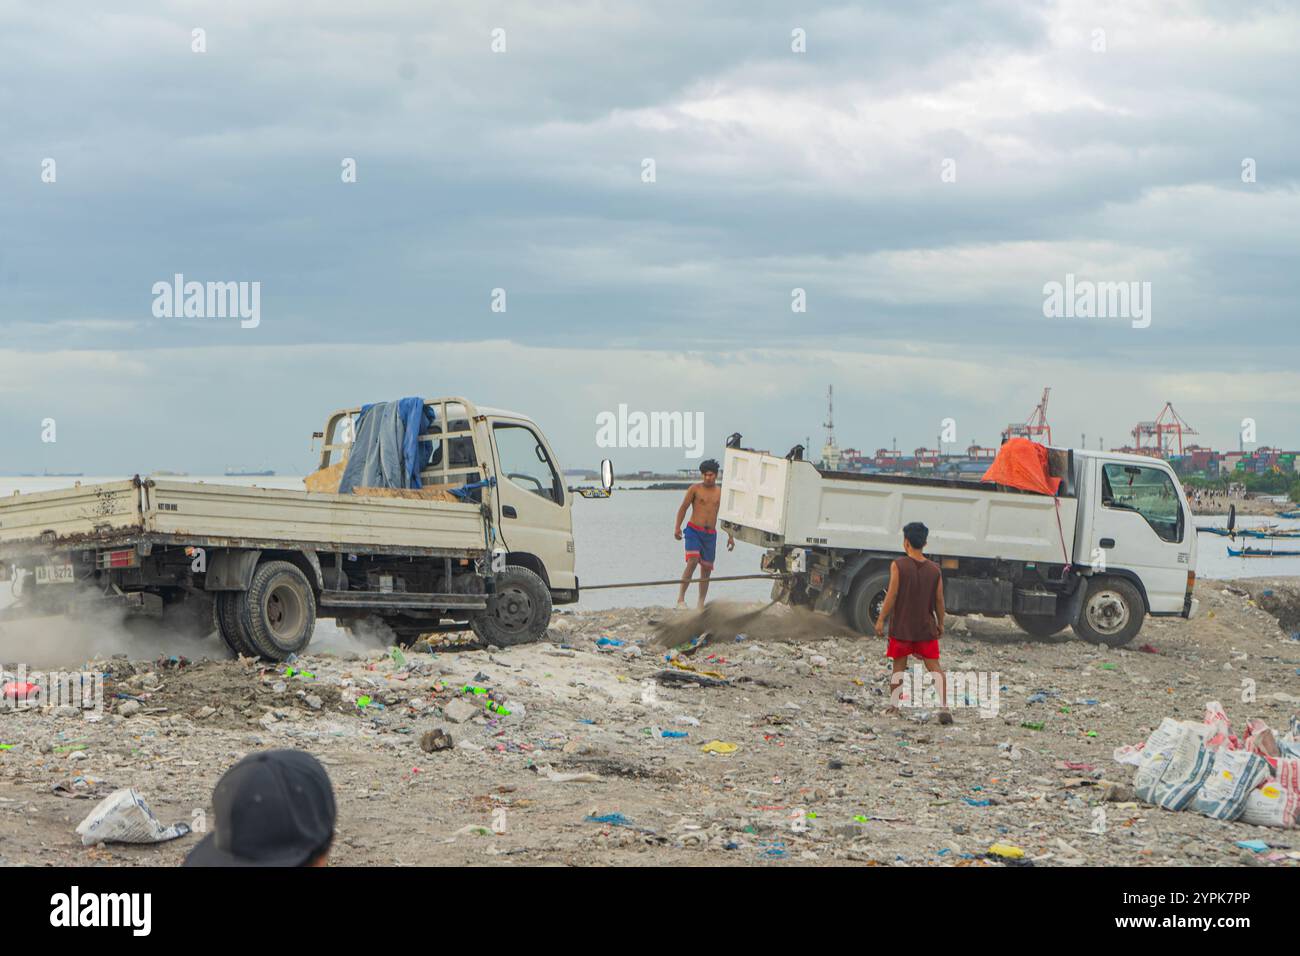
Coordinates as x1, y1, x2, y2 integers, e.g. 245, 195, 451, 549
886, 638, 940, 660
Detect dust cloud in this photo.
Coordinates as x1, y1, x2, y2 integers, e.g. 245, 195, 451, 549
0, 585, 394, 668
650, 600, 860, 649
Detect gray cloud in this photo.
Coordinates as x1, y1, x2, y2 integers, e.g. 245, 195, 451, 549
1, 0, 1297, 470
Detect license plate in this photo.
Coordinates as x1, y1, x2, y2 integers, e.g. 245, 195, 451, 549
35, 562, 75, 585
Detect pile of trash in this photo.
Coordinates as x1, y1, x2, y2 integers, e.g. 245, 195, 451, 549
1114, 702, 1300, 829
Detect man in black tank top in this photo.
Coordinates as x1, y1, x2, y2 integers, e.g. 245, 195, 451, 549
874, 521, 952, 724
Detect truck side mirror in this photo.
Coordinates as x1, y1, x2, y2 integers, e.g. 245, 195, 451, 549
600, 459, 614, 493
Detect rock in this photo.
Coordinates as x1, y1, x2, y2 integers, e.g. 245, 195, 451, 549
117, 701, 142, 717
53, 705, 80, 718
304, 694, 323, 711
443, 699, 478, 723
258, 713, 280, 730
195, 706, 217, 720
419, 728, 454, 752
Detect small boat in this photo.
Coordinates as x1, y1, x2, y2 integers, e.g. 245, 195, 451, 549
1281, 510, 1300, 519
1197, 527, 1233, 536
1227, 545, 1300, 558
1237, 528, 1300, 539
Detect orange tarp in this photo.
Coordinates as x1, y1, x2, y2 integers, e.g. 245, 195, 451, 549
980, 438, 1061, 496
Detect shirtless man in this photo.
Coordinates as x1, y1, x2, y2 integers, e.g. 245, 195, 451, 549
674, 459, 735, 608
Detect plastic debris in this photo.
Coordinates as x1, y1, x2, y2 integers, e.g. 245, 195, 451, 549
586, 813, 633, 827
700, 740, 738, 755
75, 789, 191, 846
535, 764, 602, 783
2, 681, 39, 701
987, 843, 1025, 859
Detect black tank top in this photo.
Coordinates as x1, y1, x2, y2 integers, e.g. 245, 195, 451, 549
890, 556, 941, 642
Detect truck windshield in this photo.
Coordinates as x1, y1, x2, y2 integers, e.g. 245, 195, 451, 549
1101, 463, 1182, 543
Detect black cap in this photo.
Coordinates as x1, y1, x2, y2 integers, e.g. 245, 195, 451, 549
184, 749, 336, 867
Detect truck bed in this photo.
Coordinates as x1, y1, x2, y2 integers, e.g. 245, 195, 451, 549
719, 449, 1079, 565
0, 478, 487, 557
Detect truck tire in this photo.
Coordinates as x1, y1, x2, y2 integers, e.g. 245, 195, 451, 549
1070, 577, 1144, 647
214, 592, 258, 657
844, 568, 892, 636
237, 561, 317, 660
471, 565, 552, 647
1012, 610, 1070, 639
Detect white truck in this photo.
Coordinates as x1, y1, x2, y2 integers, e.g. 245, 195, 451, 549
0, 397, 610, 659
719, 443, 1199, 646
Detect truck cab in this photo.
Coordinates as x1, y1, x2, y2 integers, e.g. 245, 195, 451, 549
1073, 449, 1199, 621
316, 396, 580, 604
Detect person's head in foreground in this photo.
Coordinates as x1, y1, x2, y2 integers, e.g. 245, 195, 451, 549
699, 459, 719, 487
184, 749, 336, 867
903, 521, 929, 555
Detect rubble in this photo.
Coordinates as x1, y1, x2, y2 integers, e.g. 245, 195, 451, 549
0, 582, 1298, 866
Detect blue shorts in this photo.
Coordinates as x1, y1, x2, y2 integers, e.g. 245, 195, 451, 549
683, 523, 717, 569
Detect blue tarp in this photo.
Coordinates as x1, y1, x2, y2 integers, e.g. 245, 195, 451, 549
338, 397, 432, 494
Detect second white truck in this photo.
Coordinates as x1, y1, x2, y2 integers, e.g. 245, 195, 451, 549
719, 443, 1199, 646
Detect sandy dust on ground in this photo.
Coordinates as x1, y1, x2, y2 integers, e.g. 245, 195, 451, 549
1, 581, 1298, 867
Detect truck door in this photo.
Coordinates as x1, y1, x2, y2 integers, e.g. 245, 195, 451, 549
1087, 458, 1192, 614
488, 417, 576, 590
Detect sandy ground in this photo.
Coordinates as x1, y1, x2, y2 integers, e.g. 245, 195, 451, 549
2, 581, 1299, 868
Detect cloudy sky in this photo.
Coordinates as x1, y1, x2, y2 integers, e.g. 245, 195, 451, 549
1, 0, 1297, 473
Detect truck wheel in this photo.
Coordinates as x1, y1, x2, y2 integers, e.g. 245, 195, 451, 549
238, 561, 317, 660
1071, 577, 1144, 647
471, 565, 552, 647
214, 592, 258, 657
844, 568, 891, 635
1012, 611, 1070, 639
